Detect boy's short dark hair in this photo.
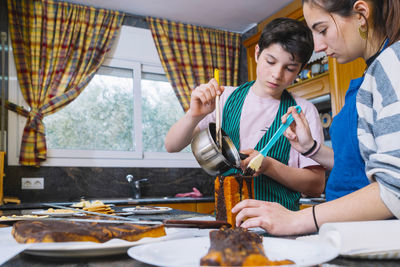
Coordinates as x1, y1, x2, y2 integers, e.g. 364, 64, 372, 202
258, 17, 314, 69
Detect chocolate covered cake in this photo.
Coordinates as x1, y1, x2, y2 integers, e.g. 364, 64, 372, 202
200, 227, 293, 266
12, 220, 166, 243
215, 175, 253, 227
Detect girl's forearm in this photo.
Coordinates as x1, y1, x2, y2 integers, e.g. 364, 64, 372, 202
309, 144, 334, 170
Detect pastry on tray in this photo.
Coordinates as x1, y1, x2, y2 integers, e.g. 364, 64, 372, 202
200, 227, 293, 266
12, 219, 166, 243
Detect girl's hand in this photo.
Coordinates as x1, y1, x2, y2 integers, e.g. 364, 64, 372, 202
231, 199, 301, 236
282, 106, 315, 154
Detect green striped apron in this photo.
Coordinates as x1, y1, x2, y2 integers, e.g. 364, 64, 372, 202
221, 81, 300, 211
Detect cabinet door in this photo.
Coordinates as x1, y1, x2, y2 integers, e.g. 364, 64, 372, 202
145, 203, 197, 212
243, 33, 260, 82
287, 73, 330, 100
196, 202, 215, 214
117, 203, 197, 212
0, 152, 4, 205
329, 57, 366, 115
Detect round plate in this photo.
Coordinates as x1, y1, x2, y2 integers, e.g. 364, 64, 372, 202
31, 209, 79, 217
70, 203, 115, 208
0, 227, 204, 258
128, 236, 339, 267
122, 206, 172, 214
0, 215, 50, 223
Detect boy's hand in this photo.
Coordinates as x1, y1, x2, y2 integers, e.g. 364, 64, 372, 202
188, 78, 224, 118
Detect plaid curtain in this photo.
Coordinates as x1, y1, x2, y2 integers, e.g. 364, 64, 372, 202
8, 0, 124, 166
147, 17, 241, 111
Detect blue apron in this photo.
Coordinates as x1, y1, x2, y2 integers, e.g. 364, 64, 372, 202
326, 39, 389, 201
326, 77, 369, 200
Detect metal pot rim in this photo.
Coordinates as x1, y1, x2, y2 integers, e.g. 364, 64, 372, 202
191, 122, 241, 175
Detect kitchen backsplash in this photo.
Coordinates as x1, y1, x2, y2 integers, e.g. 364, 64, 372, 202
4, 166, 215, 203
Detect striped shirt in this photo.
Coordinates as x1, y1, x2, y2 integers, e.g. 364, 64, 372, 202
357, 41, 400, 219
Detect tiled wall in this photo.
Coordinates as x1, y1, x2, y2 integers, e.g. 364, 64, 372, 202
4, 166, 214, 203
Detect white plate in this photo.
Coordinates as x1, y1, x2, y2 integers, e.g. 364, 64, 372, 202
70, 203, 115, 208
297, 225, 400, 260
343, 250, 400, 260
24, 238, 163, 257
31, 210, 79, 217
1, 227, 203, 258
0, 215, 50, 223
122, 206, 172, 214
127, 236, 339, 267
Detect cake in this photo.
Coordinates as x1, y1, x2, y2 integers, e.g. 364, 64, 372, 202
215, 175, 253, 227
12, 219, 166, 243
200, 227, 293, 266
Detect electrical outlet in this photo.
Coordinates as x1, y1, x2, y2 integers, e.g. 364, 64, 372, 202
21, 177, 44, 190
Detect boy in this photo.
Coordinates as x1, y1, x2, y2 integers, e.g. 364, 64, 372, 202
165, 18, 325, 211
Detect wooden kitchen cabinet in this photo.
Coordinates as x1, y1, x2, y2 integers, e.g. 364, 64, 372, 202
135, 202, 215, 214
287, 72, 330, 99
0, 152, 4, 205
196, 202, 215, 214
328, 57, 366, 115
152, 202, 197, 212
243, 0, 366, 116
243, 32, 260, 82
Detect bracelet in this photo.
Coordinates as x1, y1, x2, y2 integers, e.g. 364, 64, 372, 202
305, 141, 321, 158
312, 205, 319, 232
301, 140, 317, 156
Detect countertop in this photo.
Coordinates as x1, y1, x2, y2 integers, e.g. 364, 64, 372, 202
0, 196, 215, 210
0, 196, 323, 210
1, 206, 400, 267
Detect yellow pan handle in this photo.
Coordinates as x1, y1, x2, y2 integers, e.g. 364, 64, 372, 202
214, 68, 220, 85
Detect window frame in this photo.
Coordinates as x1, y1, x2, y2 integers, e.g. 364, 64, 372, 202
7, 26, 199, 168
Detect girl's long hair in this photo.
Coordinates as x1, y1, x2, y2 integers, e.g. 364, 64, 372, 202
302, 0, 400, 45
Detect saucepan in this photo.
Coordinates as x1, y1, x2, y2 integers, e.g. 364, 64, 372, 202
191, 123, 244, 175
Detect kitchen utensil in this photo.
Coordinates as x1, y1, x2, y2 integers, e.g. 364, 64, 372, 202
40, 217, 162, 225
191, 122, 241, 175
43, 204, 140, 222
244, 105, 302, 175
122, 206, 173, 214
214, 68, 222, 150
43, 204, 230, 229
37, 217, 230, 228
162, 219, 231, 228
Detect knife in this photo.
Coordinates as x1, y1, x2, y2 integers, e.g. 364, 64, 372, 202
38, 218, 230, 228
43, 204, 231, 228
40, 217, 162, 225
43, 203, 141, 222
163, 219, 231, 229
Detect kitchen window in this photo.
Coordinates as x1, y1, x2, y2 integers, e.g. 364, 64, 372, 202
45, 64, 137, 153
141, 71, 191, 154
7, 26, 198, 167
